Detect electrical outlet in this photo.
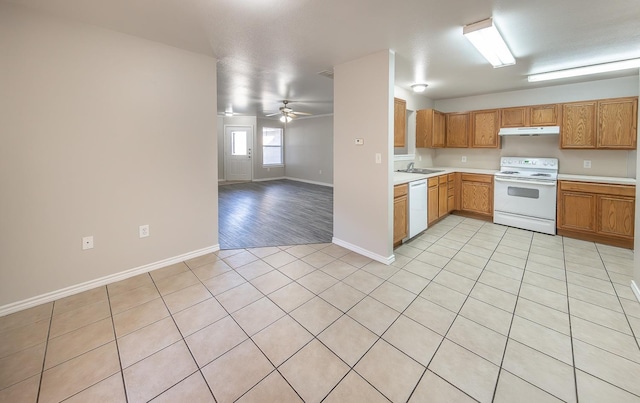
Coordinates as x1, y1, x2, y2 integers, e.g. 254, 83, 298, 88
82, 236, 94, 250
418, 155, 422, 161
461, 156, 467, 163
584, 160, 592, 168
139, 225, 149, 238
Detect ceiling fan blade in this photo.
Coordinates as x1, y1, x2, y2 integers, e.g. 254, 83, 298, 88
265, 112, 281, 117
291, 111, 312, 116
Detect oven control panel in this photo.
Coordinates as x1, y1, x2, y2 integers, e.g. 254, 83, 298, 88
500, 157, 558, 169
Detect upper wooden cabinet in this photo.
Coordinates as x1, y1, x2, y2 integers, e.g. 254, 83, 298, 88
561, 101, 597, 148
470, 109, 500, 148
501, 104, 559, 127
416, 109, 445, 148
530, 104, 559, 126
446, 112, 469, 148
561, 97, 637, 149
394, 98, 407, 148
597, 97, 638, 149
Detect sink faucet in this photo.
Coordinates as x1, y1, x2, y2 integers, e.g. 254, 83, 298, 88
406, 162, 415, 171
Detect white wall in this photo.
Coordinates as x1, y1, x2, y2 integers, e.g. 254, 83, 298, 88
333, 50, 395, 262
284, 116, 334, 185
634, 71, 640, 300
0, 5, 218, 308
417, 76, 639, 177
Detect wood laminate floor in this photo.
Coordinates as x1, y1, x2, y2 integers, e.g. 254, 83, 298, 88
218, 179, 333, 249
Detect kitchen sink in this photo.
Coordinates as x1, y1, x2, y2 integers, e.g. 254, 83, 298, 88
396, 168, 444, 174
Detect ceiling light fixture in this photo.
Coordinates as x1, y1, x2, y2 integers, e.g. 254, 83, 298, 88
528, 58, 640, 82
463, 18, 515, 68
411, 83, 428, 93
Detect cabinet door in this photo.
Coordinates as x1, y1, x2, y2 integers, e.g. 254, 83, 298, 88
461, 181, 492, 215
428, 185, 439, 225
561, 102, 597, 148
471, 109, 500, 148
393, 194, 408, 244
501, 107, 528, 127
416, 109, 446, 148
438, 182, 448, 217
447, 174, 456, 212
558, 191, 596, 232
394, 98, 407, 148
530, 104, 559, 126
598, 195, 634, 238
446, 113, 469, 148
597, 97, 638, 149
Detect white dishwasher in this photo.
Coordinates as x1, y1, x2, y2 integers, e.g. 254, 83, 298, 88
408, 179, 428, 238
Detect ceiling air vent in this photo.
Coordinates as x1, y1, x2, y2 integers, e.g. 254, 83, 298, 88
317, 69, 334, 79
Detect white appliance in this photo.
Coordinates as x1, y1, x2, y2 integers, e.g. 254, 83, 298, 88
408, 179, 428, 238
493, 157, 558, 235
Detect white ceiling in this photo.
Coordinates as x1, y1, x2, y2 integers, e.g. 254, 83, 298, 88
7, 0, 640, 117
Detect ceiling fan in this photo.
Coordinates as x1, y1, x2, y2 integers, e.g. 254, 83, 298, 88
265, 100, 312, 123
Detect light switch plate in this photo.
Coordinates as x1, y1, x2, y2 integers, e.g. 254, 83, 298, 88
355, 138, 364, 145
462, 156, 467, 163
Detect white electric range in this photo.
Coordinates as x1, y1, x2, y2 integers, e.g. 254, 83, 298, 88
493, 157, 559, 235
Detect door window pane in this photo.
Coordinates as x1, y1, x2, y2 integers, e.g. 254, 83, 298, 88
232, 131, 247, 156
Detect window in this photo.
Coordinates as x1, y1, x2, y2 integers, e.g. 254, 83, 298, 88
262, 127, 283, 166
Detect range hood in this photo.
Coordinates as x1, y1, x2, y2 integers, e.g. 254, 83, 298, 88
499, 126, 560, 136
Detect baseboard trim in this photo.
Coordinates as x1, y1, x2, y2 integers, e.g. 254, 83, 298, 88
0, 244, 220, 317
253, 176, 287, 182
332, 237, 394, 265
285, 177, 334, 188
632, 280, 640, 304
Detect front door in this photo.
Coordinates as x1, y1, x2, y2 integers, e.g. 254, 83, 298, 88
224, 126, 253, 181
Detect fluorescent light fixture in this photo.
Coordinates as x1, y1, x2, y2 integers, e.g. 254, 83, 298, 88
528, 58, 640, 82
463, 18, 515, 68
279, 114, 292, 123
411, 83, 428, 93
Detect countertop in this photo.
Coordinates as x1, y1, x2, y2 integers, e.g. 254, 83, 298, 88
393, 167, 497, 185
557, 174, 636, 185
393, 167, 636, 186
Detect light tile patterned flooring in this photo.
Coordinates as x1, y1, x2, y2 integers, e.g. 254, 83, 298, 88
2, 215, 640, 402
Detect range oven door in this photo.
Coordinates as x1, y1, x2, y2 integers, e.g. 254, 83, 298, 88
494, 176, 557, 220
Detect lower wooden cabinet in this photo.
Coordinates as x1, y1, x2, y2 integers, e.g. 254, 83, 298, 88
428, 174, 454, 225
393, 184, 408, 245
459, 174, 493, 217
557, 181, 635, 248
447, 174, 456, 212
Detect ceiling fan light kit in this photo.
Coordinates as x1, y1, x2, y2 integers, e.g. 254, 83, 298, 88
463, 17, 515, 68
528, 58, 640, 82
411, 83, 428, 93
280, 114, 292, 123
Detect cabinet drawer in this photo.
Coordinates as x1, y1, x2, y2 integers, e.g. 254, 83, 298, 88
461, 173, 493, 184
438, 175, 448, 185
559, 181, 635, 197
394, 184, 408, 198
428, 177, 439, 187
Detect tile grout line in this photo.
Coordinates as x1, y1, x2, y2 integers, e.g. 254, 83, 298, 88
104, 285, 130, 403
34, 301, 54, 403
489, 227, 532, 403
